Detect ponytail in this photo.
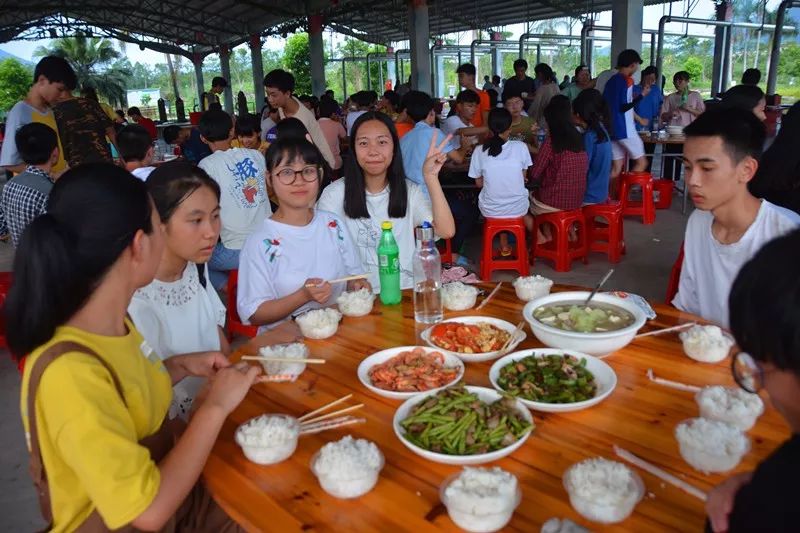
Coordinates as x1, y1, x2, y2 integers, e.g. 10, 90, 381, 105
482, 107, 513, 158
483, 136, 506, 157
5, 163, 153, 358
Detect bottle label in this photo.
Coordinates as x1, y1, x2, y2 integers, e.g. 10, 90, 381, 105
378, 253, 399, 274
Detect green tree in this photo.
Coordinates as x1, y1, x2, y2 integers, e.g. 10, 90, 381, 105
0, 58, 32, 114
684, 56, 704, 84
140, 93, 152, 107
34, 37, 131, 107
777, 43, 800, 79
283, 33, 312, 95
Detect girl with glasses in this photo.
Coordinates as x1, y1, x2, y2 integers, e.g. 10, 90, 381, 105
237, 139, 369, 332
706, 229, 800, 532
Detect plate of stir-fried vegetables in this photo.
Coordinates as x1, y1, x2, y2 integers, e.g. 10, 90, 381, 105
393, 385, 534, 465
489, 349, 617, 413
358, 346, 465, 400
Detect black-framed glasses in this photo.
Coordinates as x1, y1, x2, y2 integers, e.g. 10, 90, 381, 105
731, 352, 764, 394
274, 166, 320, 185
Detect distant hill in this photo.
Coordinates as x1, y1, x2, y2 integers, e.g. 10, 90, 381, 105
0, 50, 32, 66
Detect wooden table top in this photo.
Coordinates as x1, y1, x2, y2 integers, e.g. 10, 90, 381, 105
203, 284, 789, 532
639, 132, 687, 146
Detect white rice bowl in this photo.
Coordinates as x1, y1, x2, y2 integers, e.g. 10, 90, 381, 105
675, 417, 750, 473
310, 435, 384, 499
513, 275, 553, 302
563, 458, 644, 524
258, 343, 308, 378
679, 325, 735, 363
336, 288, 375, 317
442, 282, 479, 311
296, 308, 342, 339
696, 386, 765, 431
440, 467, 521, 533
234, 414, 299, 465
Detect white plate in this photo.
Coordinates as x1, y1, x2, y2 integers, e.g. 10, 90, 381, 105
488, 349, 617, 413
420, 317, 526, 363
393, 386, 533, 465
357, 346, 465, 400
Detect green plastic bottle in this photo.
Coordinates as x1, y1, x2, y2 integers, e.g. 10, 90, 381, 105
377, 221, 401, 305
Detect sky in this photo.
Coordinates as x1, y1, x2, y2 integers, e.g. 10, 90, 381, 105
0, 1, 785, 66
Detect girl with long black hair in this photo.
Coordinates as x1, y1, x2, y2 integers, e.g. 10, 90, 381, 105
573, 89, 613, 205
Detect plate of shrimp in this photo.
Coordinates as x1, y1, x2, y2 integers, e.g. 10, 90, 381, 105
357, 346, 464, 400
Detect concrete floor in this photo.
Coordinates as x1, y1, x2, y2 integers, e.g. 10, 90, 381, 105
0, 198, 689, 530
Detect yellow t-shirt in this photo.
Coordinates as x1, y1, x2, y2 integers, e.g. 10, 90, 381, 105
99, 102, 117, 122
20, 320, 172, 532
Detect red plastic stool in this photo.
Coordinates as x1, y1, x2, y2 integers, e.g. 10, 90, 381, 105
531, 209, 588, 272
437, 238, 454, 264
618, 171, 656, 225
653, 179, 674, 210
583, 201, 625, 263
480, 217, 529, 280
665, 242, 685, 305
226, 269, 259, 342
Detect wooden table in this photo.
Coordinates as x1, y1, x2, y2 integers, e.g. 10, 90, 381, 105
203, 285, 789, 532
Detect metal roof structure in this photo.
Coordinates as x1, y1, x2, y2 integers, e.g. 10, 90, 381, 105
0, 0, 675, 57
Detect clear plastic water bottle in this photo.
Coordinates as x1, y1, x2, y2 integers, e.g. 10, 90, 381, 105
413, 221, 443, 324
377, 221, 401, 305
152, 141, 163, 162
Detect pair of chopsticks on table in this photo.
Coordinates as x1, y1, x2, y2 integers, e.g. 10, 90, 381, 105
242, 355, 326, 365
304, 273, 368, 288
297, 393, 365, 435
635, 321, 696, 339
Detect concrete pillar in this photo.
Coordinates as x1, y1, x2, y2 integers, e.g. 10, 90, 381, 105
491, 46, 502, 78
193, 53, 205, 111
387, 58, 396, 89
710, 1, 732, 97
309, 15, 326, 97
407, 0, 431, 92
250, 35, 265, 115
610, 0, 644, 69
436, 54, 445, 97
219, 46, 234, 114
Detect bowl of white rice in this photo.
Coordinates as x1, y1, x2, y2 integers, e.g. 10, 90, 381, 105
441, 282, 480, 311
336, 288, 375, 317
675, 417, 750, 473
296, 308, 342, 339
695, 386, 765, 431
679, 325, 735, 363
562, 458, 644, 524
234, 414, 299, 465
258, 343, 308, 379
310, 435, 384, 499
513, 275, 554, 302
440, 467, 521, 533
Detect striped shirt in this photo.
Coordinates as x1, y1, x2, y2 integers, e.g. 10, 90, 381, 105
0, 166, 53, 247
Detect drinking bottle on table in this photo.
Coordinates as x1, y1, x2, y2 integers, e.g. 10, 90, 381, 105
377, 221, 401, 305
412, 221, 443, 324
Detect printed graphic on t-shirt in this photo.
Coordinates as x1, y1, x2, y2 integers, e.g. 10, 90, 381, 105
263, 238, 281, 262
227, 157, 262, 206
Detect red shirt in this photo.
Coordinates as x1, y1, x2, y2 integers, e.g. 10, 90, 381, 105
136, 117, 157, 140
470, 89, 491, 128
531, 138, 588, 210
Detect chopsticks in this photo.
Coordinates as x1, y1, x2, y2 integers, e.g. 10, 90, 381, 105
297, 393, 354, 422
242, 355, 326, 364
614, 445, 707, 502
646, 369, 702, 393
499, 321, 525, 355
635, 322, 696, 339
299, 416, 366, 435
300, 404, 364, 426
476, 282, 502, 310
305, 274, 368, 287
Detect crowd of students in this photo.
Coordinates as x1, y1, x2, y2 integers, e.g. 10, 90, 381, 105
0, 50, 799, 531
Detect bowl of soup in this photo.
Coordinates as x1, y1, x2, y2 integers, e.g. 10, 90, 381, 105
522, 292, 646, 357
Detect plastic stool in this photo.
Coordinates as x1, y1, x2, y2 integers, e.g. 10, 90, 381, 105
583, 201, 625, 263
226, 269, 259, 342
618, 171, 656, 225
653, 179, 674, 210
437, 238, 454, 264
531, 209, 588, 272
480, 217, 529, 280
665, 243, 685, 305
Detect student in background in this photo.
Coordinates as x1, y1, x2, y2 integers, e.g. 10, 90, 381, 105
527, 63, 561, 127
0, 56, 74, 175
80, 86, 117, 122
127, 107, 157, 140
260, 103, 280, 142
231, 113, 268, 155
377, 90, 401, 121
748, 102, 800, 215
345, 91, 373, 135
672, 108, 800, 327
503, 91, 538, 154
54, 87, 117, 167
633, 66, 664, 132
440, 89, 487, 152
740, 68, 762, 86
456, 64, 491, 127
660, 71, 706, 180
164, 125, 211, 164
719, 85, 767, 122
117, 124, 156, 181
561, 65, 594, 102
572, 89, 613, 205
503, 59, 536, 109
202, 76, 227, 111
317, 98, 348, 171
394, 94, 415, 139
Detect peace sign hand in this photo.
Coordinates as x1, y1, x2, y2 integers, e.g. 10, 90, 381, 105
422, 132, 453, 181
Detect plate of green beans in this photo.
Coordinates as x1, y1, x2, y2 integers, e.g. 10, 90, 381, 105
393, 385, 534, 465
489, 349, 618, 413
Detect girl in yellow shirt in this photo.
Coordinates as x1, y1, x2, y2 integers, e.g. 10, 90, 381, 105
8, 163, 263, 532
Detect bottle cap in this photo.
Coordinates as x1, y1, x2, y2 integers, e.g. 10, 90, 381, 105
381, 221, 393, 230
415, 223, 435, 242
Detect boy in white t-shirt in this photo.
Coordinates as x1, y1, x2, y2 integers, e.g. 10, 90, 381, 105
117, 124, 156, 181
673, 108, 800, 327
441, 90, 487, 151
469, 108, 533, 257
197, 109, 271, 290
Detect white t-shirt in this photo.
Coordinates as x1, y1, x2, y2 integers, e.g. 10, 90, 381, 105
317, 179, 433, 292
128, 262, 226, 419
346, 110, 367, 136
468, 140, 532, 218
237, 210, 364, 332
673, 200, 800, 327
198, 147, 270, 250
131, 166, 155, 181
441, 115, 477, 149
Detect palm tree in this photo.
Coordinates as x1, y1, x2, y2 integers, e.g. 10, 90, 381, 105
34, 37, 131, 107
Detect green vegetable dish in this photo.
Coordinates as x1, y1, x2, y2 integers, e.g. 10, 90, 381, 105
533, 302, 635, 333
400, 386, 532, 455
497, 354, 597, 403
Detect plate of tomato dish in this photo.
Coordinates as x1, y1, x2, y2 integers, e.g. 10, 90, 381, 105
421, 317, 527, 362
358, 346, 465, 400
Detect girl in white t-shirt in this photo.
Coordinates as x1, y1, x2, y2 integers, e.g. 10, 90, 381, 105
317, 111, 455, 292
469, 108, 533, 256
128, 161, 229, 420
238, 139, 369, 331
